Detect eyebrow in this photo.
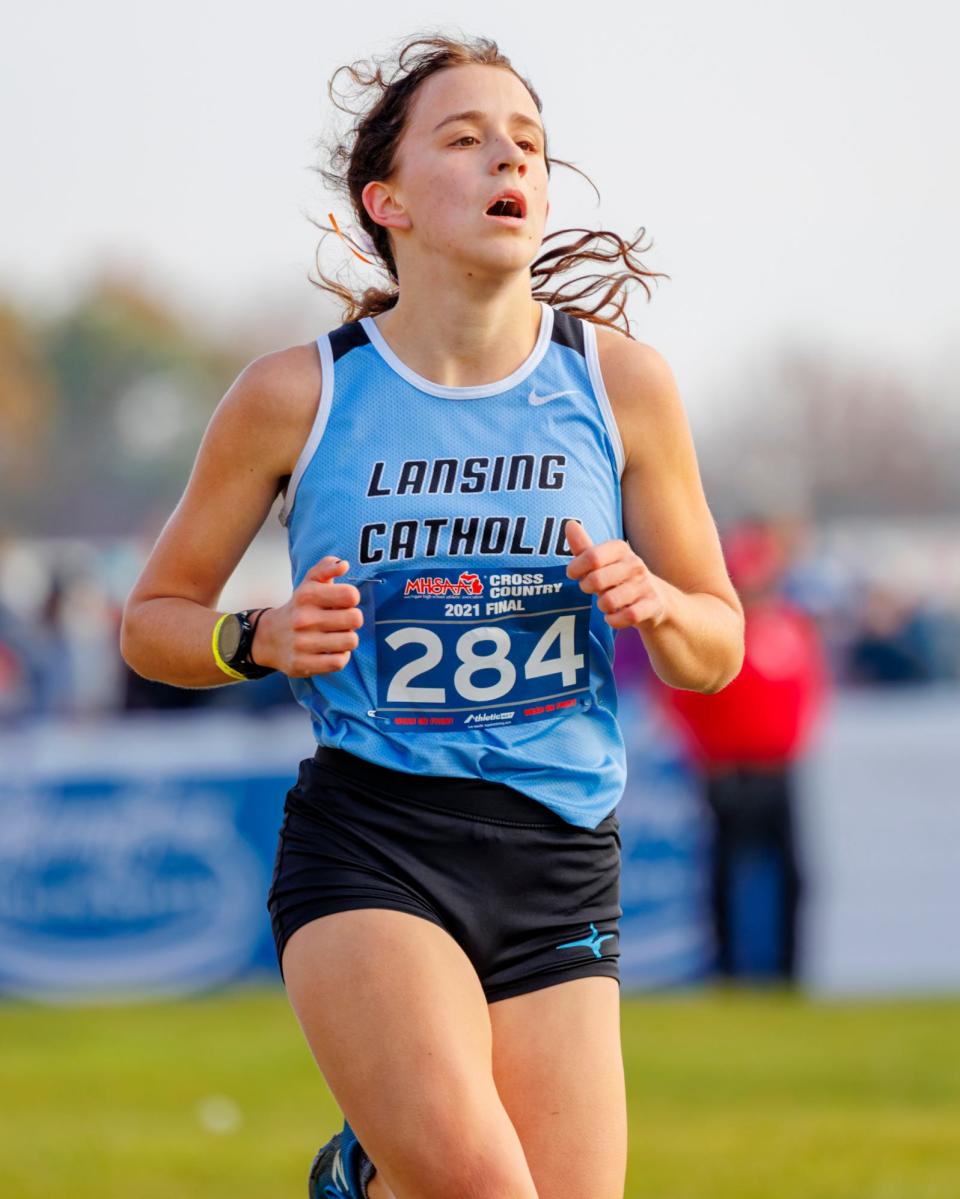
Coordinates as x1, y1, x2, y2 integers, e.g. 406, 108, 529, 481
431, 109, 544, 137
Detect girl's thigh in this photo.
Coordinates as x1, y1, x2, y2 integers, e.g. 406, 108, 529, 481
282, 907, 540, 1199
489, 975, 627, 1199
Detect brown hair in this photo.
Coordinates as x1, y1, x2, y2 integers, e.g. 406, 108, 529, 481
308, 30, 668, 337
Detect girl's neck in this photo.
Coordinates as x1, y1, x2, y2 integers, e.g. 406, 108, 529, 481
372, 286, 543, 390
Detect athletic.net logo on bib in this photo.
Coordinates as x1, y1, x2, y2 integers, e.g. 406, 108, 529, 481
367, 563, 593, 731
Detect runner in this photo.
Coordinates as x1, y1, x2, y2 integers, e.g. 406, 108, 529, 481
120, 31, 744, 1199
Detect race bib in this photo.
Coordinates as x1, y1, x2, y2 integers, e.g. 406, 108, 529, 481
366, 563, 593, 731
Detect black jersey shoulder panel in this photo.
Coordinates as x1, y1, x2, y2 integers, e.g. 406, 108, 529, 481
328, 321, 370, 363
549, 307, 586, 358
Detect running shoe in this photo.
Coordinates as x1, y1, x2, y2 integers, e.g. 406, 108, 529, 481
308, 1119, 376, 1199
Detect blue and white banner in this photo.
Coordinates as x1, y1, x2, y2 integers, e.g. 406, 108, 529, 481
0, 701, 714, 1001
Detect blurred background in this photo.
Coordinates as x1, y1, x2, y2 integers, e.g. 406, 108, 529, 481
1, 2, 958, 1197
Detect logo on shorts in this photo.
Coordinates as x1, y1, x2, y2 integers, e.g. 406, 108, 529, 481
330, 1147, 354, 1192
403, 571, 484, 598
555, 922, 614, 960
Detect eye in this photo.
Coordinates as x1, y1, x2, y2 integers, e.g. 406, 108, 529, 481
451, 135, 540, 153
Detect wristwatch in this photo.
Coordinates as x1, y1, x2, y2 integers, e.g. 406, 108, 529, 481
213, 608, 277, 680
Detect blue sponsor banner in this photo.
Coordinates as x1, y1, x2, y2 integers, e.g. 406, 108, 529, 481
615, 688, 714, 989
0, 773, 283, 996
0, 703, 712, 1000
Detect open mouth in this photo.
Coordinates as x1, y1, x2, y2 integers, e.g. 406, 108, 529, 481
486, 194, 524, 225
486, 197, 524, 218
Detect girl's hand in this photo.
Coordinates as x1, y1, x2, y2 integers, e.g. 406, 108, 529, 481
253, 556, 364, 676
564, 519, 670, 630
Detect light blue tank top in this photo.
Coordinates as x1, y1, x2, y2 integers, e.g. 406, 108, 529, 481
278, 300, 628, 829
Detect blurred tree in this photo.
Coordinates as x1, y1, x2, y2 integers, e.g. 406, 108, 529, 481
13, 270, 242, 536
0, 301, 57, 532
700, 346, 959, 522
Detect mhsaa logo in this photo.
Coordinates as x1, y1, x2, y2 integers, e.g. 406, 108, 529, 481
404, 571, 484, 598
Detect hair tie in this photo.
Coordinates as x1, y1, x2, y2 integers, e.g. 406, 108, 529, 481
328, 212, 375, 264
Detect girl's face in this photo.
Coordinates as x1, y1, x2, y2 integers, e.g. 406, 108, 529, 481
363, 64, 550, 277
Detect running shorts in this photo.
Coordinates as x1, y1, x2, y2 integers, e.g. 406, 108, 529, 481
266, 745, 622, 1003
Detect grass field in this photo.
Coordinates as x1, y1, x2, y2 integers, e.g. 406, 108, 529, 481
2, 984, 958, 1198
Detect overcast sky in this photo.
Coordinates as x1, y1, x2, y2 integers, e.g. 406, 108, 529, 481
3, 0, 958, 425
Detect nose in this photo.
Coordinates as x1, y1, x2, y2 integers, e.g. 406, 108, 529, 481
491, 133, 526, 174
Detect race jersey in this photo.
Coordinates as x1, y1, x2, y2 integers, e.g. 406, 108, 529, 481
278, 300, 628, 829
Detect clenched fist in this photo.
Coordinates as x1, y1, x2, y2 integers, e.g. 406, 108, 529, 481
565, 519, 669, 630
252, 556, 364, 677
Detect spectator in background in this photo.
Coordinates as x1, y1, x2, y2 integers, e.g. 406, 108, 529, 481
776, 512, 859, 673
0, 633, 26, 718
0, 586, 60, 718
647, 518, 831, 983
612, 611, 655, 691
35, 569, 75, 714
846, 582, 939, 684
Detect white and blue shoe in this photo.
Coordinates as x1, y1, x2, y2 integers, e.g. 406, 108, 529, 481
307, 1119, 376, 1199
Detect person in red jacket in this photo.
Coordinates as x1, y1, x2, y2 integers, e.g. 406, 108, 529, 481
648, 518, 831, 981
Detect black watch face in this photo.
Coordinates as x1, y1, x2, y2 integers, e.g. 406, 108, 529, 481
218, 614, 243, 661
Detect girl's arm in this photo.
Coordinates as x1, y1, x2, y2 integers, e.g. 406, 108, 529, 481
120, 346, 359, 688
594, 329, 745, 693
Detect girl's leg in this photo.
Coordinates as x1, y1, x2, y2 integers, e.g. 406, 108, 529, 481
488, 976, 627, 1199
282, 907, 540, 1199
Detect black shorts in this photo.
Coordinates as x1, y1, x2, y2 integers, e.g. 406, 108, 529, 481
266, 745, 622, 1004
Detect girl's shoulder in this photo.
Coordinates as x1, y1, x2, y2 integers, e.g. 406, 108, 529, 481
592, 324, 679, 469
236, 341, 325, 482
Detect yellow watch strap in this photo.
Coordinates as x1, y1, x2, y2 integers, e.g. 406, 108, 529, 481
212, 612, 249, 681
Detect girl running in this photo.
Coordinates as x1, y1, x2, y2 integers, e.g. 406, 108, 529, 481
120, 30, 744, 1199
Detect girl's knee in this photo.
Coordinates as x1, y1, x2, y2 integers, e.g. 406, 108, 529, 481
358, 1105, 538, 1199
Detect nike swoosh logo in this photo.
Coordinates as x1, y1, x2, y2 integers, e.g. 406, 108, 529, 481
528, 388, 581, 406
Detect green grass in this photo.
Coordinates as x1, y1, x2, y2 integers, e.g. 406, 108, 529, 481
1, 984, 958, 1198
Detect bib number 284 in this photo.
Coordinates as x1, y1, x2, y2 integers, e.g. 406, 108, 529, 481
368, 563, 592, 731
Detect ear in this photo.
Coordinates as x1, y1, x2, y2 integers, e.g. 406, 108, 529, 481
362, 179, 410, 234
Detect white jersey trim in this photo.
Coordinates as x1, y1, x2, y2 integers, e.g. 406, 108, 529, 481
582, 319, 626, 479
359, 301, 554, 399
278, 332, 335, 527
